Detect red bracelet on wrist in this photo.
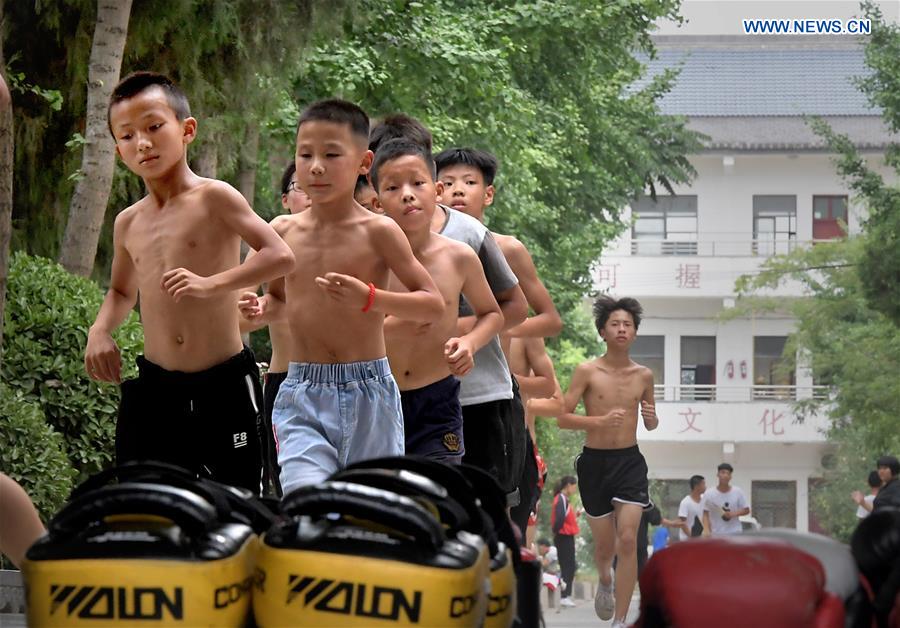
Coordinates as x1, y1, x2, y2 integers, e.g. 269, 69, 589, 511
362, 282, 376, 313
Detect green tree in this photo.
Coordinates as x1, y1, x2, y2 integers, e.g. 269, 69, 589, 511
58, 0, 133, 277
287, 0, 701, 316
732, 239, 900, 540
2, 253, 143, 481
728, 3, 900, 541
809, 2, 900, 325
4, 1, 327, 276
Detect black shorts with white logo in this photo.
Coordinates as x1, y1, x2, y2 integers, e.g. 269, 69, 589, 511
116, 348, 264, 494
401, 375, 464, 464
576, 445, 651, 518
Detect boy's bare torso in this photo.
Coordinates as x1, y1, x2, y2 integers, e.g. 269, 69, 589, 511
122, 182, 243, 372
277, 208, 390, 364
267, 321, 292, 373
262, 215, 293, 373
506, 338, 531, 401
386, 234, 466, 390
580, 358, 652, 449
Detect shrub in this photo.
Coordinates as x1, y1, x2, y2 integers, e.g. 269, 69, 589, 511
0, 383, 76, 521
1, 252, 143, 481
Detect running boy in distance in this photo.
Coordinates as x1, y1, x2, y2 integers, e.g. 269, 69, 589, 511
559, 295, 658, 627
85, 71, 295, 493
371, 138, 504, 463
239, 100, 444, 495
240, 161, 311, 495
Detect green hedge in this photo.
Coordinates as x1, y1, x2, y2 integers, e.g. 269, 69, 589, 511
2, 252, 143, 481
0, 383, 75, 521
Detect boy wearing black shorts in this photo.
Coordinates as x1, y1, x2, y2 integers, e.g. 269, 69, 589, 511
370, 139, 503, 463
85, 72, 295, 494
559, 295, 659, 627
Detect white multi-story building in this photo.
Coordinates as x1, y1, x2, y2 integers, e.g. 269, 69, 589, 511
595, 32, 894, 531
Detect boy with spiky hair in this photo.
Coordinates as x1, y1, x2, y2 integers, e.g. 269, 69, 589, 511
560, 295, 659, 627
370, 137, 504, 463
86, 71, 295, 494
239, 99, 444, 494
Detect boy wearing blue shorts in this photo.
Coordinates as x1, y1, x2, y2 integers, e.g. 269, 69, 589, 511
239, 100, 444, 495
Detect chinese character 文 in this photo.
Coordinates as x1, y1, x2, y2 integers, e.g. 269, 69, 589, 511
678, 407, 703, 433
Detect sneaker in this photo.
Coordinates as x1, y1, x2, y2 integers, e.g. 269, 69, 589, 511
611, 620, 627, 628
559, 597, 576, 608
594, 570, 615, 620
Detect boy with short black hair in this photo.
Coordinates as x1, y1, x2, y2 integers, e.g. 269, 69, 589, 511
239, 99, 444, 494
677, 474, 708, 538
370, 138, 504, 463
368, 112, 433, 154
368, 114, 529, 502
434, 147, 562, 341
702, 463, 750, 537
85, 71, 296, 494
354, 174, 379, 213
560, 295, 658, 627
436, 146, 562, 527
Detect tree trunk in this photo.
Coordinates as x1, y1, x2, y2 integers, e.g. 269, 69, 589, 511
237, 123, 259, 206
0, 69, 13, 366
58, 0, 133, 277
192, 139, 218, 178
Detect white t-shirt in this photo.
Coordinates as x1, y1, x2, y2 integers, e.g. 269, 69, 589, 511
677, 494, 705, 540
856, 493, 875, 519
703, 486, 748, 536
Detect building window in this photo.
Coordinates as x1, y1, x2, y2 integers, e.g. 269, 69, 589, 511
631, 195, 698, 255
807, 478, 828, 535
680, 336, 715, 400
753, 336, 795, 399
632, 336, 665, 393
813, 195, 848, 240
753, 195, 796, 255
751, 480, 797, 528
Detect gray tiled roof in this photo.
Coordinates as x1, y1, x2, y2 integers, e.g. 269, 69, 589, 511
643, 48, 876, 116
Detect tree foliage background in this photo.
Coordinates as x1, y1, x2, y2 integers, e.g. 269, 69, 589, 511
732, 2, 900, 542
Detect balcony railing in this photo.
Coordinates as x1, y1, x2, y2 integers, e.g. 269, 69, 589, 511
629, 238, 831, 257
653, 384, 830, 403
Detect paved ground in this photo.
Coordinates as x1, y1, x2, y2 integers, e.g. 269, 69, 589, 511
544, 590, 641, 627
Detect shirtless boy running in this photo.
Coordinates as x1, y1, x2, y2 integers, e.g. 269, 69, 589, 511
85, 72, 295, 493
560, 295, 659, 627
240, 100, 444, 494
371, 138, 504, 463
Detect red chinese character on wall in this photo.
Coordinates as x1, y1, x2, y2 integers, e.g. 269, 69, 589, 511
678, 407, 703, 433
759, 409, 786, 436
676, 264, 701, 289
597, 263, 619, 289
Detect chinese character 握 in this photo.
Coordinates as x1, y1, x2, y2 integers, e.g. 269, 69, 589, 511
676, 264, 701, 289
